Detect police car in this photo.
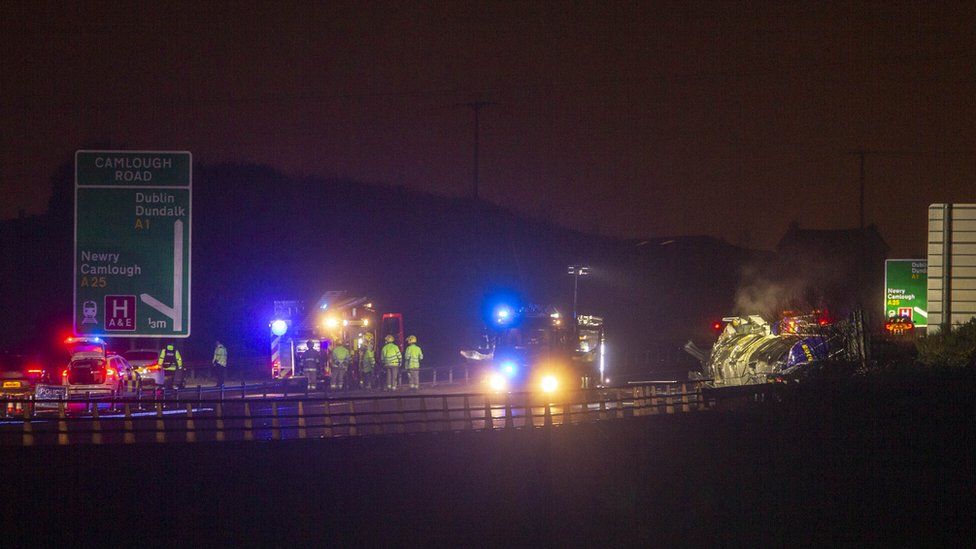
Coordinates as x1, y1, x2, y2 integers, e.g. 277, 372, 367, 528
61, 337, 133, 396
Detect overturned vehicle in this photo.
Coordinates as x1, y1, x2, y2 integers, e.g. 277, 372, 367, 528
686, 313, 866, 387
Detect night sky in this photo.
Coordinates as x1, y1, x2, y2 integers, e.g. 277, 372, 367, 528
3, 1, 974, 256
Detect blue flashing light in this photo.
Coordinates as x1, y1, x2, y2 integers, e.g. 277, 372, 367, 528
481, 289, 523, 328
271, 319, 288, 336
493, 305, 515, 326
501, 361, 517, 377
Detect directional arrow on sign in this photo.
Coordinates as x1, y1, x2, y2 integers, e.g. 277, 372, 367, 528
140, 219, 184, 332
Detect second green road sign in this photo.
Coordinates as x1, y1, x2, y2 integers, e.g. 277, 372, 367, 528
884, 259, 927, 327
74, 150, 191, 337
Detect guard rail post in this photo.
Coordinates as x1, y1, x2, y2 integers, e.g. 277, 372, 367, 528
599, 398, 608, 421
463, 395, 473, 430
570, 390, 580, 422
185, 403, 196, 443
297, 401, 307, 439
348, 400, 358, 436
681, 383, 691, 413
22, 400, 34, 447
155, 402, 166, 443
241, 380, 246, 399
58, 400, 69, 446
441, 396, 449, 430
483, 398, 493, 430
271, 401, 281, 440
215, 402, 226, 442
123, 404, 135, 444
650, 386, 660, 415
504, 395, 514, 429
243, 402, 254, 441
666, 384, 675, 414
524, 394, 533, 428
91, 402, 103, 445
323, 400, 334, 437
544, 402, 553, 427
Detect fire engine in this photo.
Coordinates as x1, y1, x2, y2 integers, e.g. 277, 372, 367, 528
461, 301, 606, 393
269, 291, 405, 386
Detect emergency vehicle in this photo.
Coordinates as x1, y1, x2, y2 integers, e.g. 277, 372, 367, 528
462, 302, 605, 393
270, 291, 406, 386
61, 337, 134, 396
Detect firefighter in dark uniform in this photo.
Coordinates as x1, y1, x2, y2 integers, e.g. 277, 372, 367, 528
301, 340, 323, 391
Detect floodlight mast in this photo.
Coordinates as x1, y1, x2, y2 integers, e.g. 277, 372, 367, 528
567, 265, 590, 336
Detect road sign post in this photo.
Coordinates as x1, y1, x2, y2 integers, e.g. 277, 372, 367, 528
927, 204, 976, 334
884, 259, 927, 327
74, 150, 191, 337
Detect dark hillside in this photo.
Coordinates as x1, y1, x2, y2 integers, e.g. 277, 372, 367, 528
3, 161, 760, 375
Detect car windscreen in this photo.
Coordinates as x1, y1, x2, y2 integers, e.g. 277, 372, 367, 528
124, 351, 158, 361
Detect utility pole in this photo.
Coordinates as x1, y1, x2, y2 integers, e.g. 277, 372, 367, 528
857, 150, 866, 230
846, 149, 976, 230
846, 149, 873, 230
458, 101, 494, 201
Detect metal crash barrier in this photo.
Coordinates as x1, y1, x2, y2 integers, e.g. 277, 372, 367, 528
0, 380, 710, 446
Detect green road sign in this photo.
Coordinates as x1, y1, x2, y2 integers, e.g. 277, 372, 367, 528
884, 259, 927, 327
74, 151, 191, 337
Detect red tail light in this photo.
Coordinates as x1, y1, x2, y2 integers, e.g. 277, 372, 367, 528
106, 368, 116, 378
27, 369, 43, 374
62, 369, 68, 378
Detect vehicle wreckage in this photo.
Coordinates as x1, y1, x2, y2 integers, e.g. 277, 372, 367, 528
685, 312, 867, 387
